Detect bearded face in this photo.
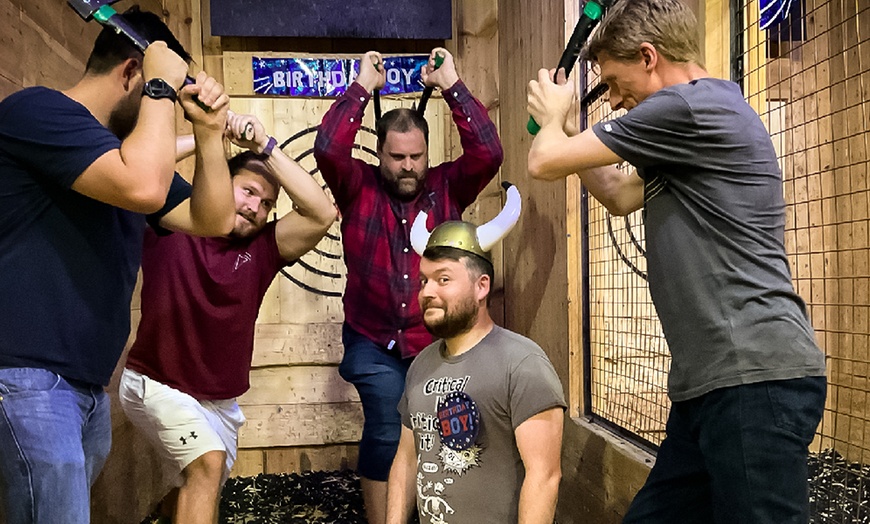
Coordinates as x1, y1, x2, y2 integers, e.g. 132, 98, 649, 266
377, 129, 429, 200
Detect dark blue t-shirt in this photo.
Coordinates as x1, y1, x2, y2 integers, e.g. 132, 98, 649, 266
0, 87, 190, 386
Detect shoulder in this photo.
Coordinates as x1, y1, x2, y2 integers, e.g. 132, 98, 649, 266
0, 87, 83, 119
487, 326, 547, 360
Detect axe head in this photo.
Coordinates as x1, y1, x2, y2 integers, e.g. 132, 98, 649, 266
68, 0, 120, 21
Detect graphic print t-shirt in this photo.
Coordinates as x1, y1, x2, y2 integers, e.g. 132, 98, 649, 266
398, 326, 566, 524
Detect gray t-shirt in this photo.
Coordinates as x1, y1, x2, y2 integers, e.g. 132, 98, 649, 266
398, 325, 567, 524
593, 78, 826, 402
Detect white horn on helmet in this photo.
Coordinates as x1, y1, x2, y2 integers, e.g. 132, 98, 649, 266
477, 183, 522, 252
410, 211, 432, 256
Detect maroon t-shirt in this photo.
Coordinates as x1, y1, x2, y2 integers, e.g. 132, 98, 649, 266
126, 223, 288, 399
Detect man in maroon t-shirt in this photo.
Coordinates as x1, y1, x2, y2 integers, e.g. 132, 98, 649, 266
119, 113, 336, 524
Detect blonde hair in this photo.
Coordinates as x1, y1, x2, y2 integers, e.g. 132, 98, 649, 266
584, 0, 702, 65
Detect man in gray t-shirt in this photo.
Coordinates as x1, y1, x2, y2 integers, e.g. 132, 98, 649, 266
527, 1, 825, 522
387, 189, 567, 524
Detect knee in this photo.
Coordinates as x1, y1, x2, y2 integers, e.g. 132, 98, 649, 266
183, 450, 226, 486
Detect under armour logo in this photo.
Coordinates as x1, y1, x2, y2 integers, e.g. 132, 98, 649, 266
234, 252, 252, 271
179, 431, 199, 445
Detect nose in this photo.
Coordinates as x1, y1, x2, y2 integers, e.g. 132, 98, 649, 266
401, 157, 414, 172
419, 280, 436, 300
242, 195, 262, 213
609, 94, 623, 111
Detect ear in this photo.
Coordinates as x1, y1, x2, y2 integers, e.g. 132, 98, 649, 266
476, 273, 491, 303
639, 43, 658, 72
120, 58, 143, 92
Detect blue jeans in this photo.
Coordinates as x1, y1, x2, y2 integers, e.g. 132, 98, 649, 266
0, 367, 111, 524
623, 376, 826, 524
339, 324, 412, 481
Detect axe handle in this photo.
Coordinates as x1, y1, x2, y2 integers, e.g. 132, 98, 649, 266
526, 0, 610, 135
417, 52, 445, 117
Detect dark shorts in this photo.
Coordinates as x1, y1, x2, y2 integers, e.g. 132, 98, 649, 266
339, 324, 412, 481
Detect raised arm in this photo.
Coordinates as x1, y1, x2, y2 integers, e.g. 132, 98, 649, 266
515, 407, 564, 524
71, 42, 189, 213
385, 426, 418, 524
313, 51, 385, 202
527, 68, 643, 216
228, 113, 336, 261
157, 71, 235, 236
427, 48, 503, 207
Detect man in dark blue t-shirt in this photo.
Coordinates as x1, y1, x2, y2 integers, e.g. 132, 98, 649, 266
527, 0, 826, 522
0, 8, 235, 523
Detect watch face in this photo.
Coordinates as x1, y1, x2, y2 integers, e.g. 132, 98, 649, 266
143, 79, 176, 101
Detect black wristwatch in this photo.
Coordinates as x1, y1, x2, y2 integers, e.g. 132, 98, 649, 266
142, 78, 177, 103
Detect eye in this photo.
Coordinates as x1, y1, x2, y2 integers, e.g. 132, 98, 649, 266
438, 277, 450, 285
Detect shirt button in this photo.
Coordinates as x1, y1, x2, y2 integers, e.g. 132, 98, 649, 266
401, 303, 407, 308
360, 97, 366, 102
404, 247, 409, 253
453, 92, 459, 98
466, 117, 472, 122
349, 117, 355, 123
403, 274, 409, 279
398, 329, 403, 334
401, 219, 407, 224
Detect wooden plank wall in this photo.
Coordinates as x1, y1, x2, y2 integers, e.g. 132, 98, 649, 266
212, 0, 505, 480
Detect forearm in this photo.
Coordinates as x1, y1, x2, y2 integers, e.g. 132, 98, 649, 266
176, 134, 195, 162
386, 428, 418, 524
447, 81, 503, 167
517, 470, 561, 524
268, 148, 334, 224
117, 98, 178, 199
188, 126, 234, 235
385, 462, 417, 523
313, 84, 368, 170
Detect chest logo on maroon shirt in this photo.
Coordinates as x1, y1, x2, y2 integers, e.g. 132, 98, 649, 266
234, 252, 252, 271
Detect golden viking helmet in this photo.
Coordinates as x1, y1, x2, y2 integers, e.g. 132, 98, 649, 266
410, 183, 522, 262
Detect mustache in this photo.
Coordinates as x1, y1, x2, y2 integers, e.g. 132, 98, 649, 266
237, 210, 257, 223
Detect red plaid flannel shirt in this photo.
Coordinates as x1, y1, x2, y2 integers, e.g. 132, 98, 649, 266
314, 80, 503, 358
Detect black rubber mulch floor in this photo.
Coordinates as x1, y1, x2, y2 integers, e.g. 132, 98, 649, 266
139, 449, 870, 523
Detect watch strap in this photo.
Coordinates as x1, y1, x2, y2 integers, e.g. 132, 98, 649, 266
261, 136, 278, 157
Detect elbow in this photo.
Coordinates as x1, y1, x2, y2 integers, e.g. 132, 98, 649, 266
214, 213, 237, 236
312, 133, 329, 161
528, 154, 557, 182
203, 208, 236, 237
129, 185, 172, 214
314, 205, 338, 232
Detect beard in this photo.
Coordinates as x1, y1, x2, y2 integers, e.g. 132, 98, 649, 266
383, 169, 426, 200
228, 211, 263, 239
108, 89, 142, 140
422, 296, 479, 339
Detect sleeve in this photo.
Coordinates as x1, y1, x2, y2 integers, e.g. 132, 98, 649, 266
398, 389, 412, 429
145, 173, 192, 234
440, 81, 504, 210
0, 89, 120, 188
592, 89, 698, 171
509, 354, 567, 430
313, 82, 371, 208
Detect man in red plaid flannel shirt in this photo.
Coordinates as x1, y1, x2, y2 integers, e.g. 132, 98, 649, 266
314, 47, 503, 523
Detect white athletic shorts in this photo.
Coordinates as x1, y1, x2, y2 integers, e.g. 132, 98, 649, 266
119, 368, 246, 485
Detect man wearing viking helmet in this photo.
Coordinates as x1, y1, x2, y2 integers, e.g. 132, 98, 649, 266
386, 184, 567, 524
314, 48, 503, 523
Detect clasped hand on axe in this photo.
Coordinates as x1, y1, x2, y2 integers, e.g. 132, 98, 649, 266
67, 0, 253, 140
